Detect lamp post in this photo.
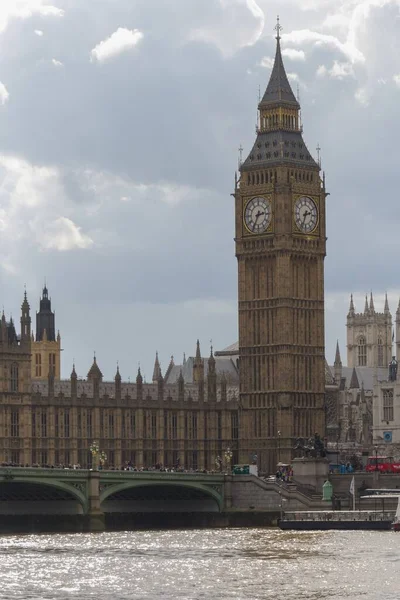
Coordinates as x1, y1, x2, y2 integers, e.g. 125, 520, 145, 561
374, 444, 379, 472
336, 436, 340, 471
224, 447, 233, 474
277, 430, 281, 464
89, 440, 107, 471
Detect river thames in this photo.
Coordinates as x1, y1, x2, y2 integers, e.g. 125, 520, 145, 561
0, 528, 399, 599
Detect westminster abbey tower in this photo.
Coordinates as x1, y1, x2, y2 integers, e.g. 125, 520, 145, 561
235, 21, 327, 472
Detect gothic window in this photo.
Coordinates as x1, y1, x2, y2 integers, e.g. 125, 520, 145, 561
378, 338, 384, 367
35, 354, 42, 377
64, 409, 70, 438
231, 412, 239, 440
49, 353, 56, 374
130, 411, 136, 438
10, 364, 18, 393
108, 413, 114, 438
171, 412, 177, 439
41, 411, 47, 438
151, 411, 157, 438
11, 410, 19, 437
383, 389, 394, 422
217, 411, 222, 440
87, 411, 93, 439
358, 336, 367, 366
191, 413, 198, 440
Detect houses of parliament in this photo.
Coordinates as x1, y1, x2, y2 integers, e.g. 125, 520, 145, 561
0, 23, 331, 474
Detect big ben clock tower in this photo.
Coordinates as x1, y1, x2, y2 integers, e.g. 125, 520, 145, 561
235, 19, 327, 473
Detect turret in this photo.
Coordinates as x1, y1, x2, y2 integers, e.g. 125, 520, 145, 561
71, 363, 77, 399
158, 369, 164, 402
36, 285, 56, 341
384, 293, 390, 315
364, 295, 369, 315
87, 354, 103, 398
136, 367, 143, 401
115, 364, 121, 400
207, 346, 217, 400
369, 292, 375, 314
334, 340, 342, 384
193, 340, 204, 384
152, 351, 161, 383
348, 294, 355, 318
20, 290, 31, 343
178, 370, 184, 401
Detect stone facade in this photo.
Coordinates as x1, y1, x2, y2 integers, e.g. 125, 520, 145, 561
347, 293, 392, 369
234, 27, 326, 472
0, 297, 240, 468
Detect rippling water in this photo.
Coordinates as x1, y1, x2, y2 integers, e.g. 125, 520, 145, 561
0, 529, 399, 600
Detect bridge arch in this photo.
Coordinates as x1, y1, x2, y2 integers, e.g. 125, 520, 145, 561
0, 478, 87, 514
100, 480, 223, 512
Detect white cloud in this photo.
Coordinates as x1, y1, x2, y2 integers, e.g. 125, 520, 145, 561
34, 29, 43, 36
282, 29, 365, 64
393, 74, 400, 87
0, 1, 64, 34
355, 86, 369, 105
0, 82, 9, 105
317, 60, 354, 79
51, 58, 63, 67
282, 48, 306, 61
259, 56, 274, 69
189, 0, 264, 57
90, 27, 143, 63
36, 217, 93, 251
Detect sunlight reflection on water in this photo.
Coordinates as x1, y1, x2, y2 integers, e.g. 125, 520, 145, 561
0, 529, 399, 600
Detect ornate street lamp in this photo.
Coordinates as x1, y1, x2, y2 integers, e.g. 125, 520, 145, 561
224, 447, 233, 473
374, 444, 379, 472
90, 440, 107, 470
277, 430, 281, 464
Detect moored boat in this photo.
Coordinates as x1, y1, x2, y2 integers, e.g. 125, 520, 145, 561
392, 497, 400, 531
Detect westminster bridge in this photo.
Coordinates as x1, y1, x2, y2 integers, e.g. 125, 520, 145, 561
3, 466, 399, 531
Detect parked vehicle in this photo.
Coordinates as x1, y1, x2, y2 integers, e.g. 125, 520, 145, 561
365, 456, 400, 473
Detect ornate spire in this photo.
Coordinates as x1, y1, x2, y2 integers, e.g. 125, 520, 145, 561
208, 345, 216, 370
259, 17, 299, 107
348, 294, 355, 317
152, 351, 161, 383
349, 367, 360, 389
334, 341, 342, 367
364, 295, 369, 314
385, 293, 390, 314
115, 364, 121, 382
369, 292, 375, 313
87, 354, 103, 380
195, 339, 201, 361
71, 363, 77, 379
136, 366, 143, 385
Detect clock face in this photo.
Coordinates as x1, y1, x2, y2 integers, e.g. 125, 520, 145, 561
294, 196, 318, 234
244, 197, 272, 234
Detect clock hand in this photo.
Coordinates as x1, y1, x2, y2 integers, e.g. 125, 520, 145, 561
253, 211, 265, 231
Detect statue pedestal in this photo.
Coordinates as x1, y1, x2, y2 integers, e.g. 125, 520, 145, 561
292, 457, 329, 493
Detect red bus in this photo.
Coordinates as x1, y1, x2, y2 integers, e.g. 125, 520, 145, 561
365, 456, 400, 473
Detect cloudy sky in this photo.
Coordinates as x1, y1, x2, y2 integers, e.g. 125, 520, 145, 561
0, 0, 399, 380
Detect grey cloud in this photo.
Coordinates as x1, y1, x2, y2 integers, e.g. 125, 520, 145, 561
0, 0, 400, 375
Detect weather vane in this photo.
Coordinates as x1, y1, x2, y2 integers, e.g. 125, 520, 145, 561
274, 15, 282, 40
